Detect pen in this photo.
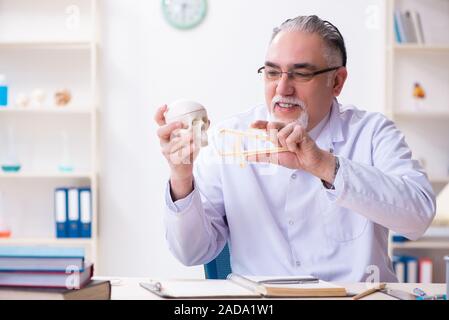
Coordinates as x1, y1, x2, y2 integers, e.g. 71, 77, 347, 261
352, 283, 386, 300
258, 277, 319, 285
416, 294, 447, 300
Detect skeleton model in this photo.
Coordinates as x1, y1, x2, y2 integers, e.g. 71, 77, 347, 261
218, 128, 288, 168
164, 99, 210, 147
164, 99, 288, 167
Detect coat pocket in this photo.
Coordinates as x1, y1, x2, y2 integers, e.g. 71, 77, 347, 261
320, 193, 369, 242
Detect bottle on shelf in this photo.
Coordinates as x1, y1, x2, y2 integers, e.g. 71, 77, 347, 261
0, 74, 8, 108
0, 192, 11, 238
1, 125, 21, 173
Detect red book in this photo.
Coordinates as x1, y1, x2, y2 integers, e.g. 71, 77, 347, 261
418, 258, 433, 283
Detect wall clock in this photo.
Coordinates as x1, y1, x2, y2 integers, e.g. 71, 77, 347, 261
162, 0, 207, 30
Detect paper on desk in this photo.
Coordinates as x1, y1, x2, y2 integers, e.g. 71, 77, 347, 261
147, 279, 260, 298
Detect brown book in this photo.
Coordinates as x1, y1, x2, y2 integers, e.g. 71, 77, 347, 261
0, 280, 111, 300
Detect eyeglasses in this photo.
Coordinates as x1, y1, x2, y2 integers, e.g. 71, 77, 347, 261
257, 65, 342, 83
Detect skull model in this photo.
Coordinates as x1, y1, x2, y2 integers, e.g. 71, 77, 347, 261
164, 99, 210, 147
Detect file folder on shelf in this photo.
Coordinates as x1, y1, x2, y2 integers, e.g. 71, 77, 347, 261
54, 188, 68, 238
393, 256, 406, 282
67, 188, 80, 238
79, 188, 92, 238
405, 256, 418, 283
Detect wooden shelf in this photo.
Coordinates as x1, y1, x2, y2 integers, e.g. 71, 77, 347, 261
429, 177, 449, 184
0, 107, 94, 115
393, 44, 449, 52
0, 172, 93, 179
391, 227, 449, 249
0, 238, 94, 246
0, 41, 94, 50
392, 241, 449, 249
393, 111, 449, 119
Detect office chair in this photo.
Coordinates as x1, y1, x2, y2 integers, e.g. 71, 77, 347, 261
204, 244, 232, 279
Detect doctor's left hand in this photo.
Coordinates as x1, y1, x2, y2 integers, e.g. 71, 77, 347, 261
250, 120, 336, 184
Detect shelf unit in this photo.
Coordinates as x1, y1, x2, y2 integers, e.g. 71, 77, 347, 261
386, 0, 449, 189
386, 0, 449, 283
0, 0, 99, 265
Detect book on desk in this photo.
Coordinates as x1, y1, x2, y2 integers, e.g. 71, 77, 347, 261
0, 280, 111, 300
140, 274, 348, 298
0, 246, 110, 300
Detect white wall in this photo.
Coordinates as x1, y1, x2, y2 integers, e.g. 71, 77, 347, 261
97, 0, 386, 277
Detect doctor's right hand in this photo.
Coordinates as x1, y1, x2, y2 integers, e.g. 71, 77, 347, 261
155, 104, 197, 200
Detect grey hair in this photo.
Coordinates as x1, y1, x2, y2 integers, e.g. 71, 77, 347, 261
271, 15, 347, 67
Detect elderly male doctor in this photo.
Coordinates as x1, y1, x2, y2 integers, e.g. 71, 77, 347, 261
155, 15, 435, 282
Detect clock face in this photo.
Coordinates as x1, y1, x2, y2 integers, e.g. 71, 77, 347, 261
162, 0, 207, 30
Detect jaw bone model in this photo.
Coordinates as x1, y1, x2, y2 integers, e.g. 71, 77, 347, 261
218, 128, 288, 168
164, 99, 210, 147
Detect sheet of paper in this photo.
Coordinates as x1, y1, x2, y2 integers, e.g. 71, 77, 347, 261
153, 279, 259, 298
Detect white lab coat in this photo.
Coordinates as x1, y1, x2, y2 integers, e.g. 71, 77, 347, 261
164, 99, 435, 282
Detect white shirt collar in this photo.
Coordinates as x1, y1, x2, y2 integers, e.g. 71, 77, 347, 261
308, 108, 331, 141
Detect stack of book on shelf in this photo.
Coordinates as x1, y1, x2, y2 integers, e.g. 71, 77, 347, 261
394, 9, 425, 44
393, 255, 433, 284
0, 246, 110, 300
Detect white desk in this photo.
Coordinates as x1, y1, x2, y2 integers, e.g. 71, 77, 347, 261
93, 277, 447, 300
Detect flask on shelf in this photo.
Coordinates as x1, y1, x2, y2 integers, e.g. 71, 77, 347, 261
58, 131, 74, 173
1, 125, 21, 173
0, 74, 8, 108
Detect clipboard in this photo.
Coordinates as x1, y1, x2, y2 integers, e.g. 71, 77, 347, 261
140, 281, 175, 299
139, 275, 349, 299
139, 280, 260, 299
